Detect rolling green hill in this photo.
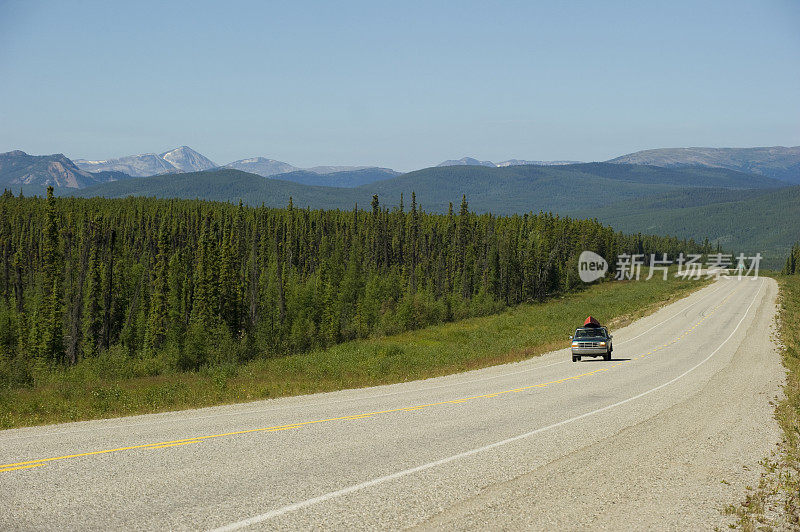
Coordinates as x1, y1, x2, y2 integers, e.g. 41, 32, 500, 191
576, 185, 800, 267
76, 163, 781, 212
360, 163, 783, 213
75, 169, 369, 209
266, 167, 400, 188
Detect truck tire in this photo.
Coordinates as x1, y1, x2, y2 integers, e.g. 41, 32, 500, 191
604, 350, 611, 361
572, 355, 579, 362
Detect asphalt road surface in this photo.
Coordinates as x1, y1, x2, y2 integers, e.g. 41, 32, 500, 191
0, 277, 784, 530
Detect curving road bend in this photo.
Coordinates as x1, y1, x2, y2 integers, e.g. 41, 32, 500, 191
0, 277, 783, 530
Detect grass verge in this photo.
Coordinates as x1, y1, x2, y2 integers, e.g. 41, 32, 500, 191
723, 274, 800, 530
0, 275, 708, 430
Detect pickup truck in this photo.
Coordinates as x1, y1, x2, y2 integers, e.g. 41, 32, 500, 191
570, 317, 613, 362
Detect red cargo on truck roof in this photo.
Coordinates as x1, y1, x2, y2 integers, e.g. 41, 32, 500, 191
584, 316, 601, 328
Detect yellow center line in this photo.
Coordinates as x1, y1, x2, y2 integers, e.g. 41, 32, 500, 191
0, 464, 45, 473
0, 283, 743, 473
148, 441, 201, 449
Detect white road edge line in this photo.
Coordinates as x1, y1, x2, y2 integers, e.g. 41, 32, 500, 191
209, 278, 763, 531
0, 279, 729, 444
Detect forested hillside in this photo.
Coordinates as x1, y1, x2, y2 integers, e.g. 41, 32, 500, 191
266, 167, 399, 188
579, 185, 800, 268
75, 163, 781, 214
0, 188, 708, 386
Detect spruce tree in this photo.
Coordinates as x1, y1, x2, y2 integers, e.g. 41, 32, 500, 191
219, 228, 243, 333
409, 191, 418, 292
38, 186, 64, 364
145, 227, 169, 350
101, 228, 116, 350
82, 245, 103, 358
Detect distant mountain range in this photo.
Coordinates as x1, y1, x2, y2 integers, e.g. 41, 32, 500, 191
437, 147, 800, 183
304, 165, 377, 174
75, 146, 217, 177
0, 150, 130, 189
5, 144, 800, 196
75, 146, 400, 185
222, 157, 297, 177
3, 146, 401, 189
607, 146, 800, 183
437, 157, 581, 168
221, 158, 384, 178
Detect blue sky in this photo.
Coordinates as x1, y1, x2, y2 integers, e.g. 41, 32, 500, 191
1, 0, 798, 171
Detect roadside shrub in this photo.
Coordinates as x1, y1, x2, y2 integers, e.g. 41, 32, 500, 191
92, 345, 135, 380
129, 348, 173, 378
180, 321, 209, 371
180, 320, 238, 371
236, 332, 259, 363
0, 351, 33, 388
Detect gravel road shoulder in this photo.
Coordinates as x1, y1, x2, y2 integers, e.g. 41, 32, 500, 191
415, 278, 784, 531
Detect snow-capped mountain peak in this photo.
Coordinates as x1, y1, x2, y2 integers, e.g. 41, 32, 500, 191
437, 157, 496, 167
159, 146, 217, 173
76, 146, 216, 177
223, 157, 298, 177
437, 157, 583, 168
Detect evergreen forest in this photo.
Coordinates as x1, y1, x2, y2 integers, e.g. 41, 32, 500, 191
0, 187, 709, 386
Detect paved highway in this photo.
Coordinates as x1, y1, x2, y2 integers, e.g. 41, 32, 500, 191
0, 277, 783, 530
